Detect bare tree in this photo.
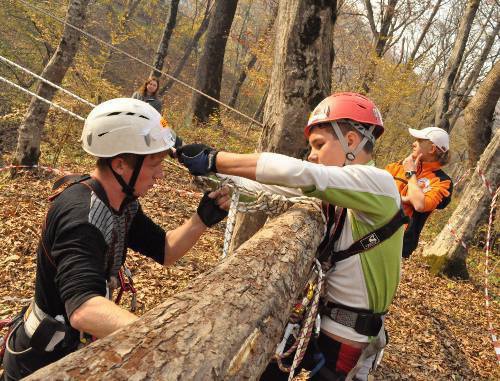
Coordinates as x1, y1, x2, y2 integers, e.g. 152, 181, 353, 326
158, 2, 213, 96
422, 61, 500, 278
434, 0, 480, 131
150, 0, 180, 78
191, 0, 239, 123
100, 0, 142, 78
228, 9, 276, 108
13, 0, 90, 166
230, 0, 337, 251
466, 60, 500, 166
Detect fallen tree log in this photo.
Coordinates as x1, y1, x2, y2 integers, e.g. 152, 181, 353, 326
26, 203, 324, 380
422, 128, 499, 278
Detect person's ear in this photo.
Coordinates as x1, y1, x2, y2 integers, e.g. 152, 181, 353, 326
429, 143, 438, 155
346, 131, 359, 148
110, 157, 127, 175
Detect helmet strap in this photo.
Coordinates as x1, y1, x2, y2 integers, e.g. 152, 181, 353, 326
107, 155, 145, 207
331, 122, 376, 166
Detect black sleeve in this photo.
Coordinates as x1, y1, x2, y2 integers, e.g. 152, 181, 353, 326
128, 206, 166, 265
52, 223, 108, 318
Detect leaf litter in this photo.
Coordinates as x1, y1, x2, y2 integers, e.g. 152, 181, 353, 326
0, 162, 498, 380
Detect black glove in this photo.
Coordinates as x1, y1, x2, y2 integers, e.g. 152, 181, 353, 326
174, 135, 183, 149
177, 143, 218, 176
197, 191, 228, 227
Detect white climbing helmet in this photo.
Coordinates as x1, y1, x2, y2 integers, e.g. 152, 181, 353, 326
82, 98, 175, 157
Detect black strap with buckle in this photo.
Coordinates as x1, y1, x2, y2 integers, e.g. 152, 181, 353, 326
320, 302, 385, 337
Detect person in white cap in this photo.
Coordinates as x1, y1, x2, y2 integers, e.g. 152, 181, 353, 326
1, 98, 230, 380
385, 126, 452, 258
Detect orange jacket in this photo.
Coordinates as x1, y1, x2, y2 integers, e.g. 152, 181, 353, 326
385, 160, 452, 257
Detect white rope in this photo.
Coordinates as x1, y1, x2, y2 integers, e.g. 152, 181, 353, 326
196, 176, 327, 259
16, 0, 264, 127
0, 55, 96, 108
288, 259, 324, 381
0, 75, 85, 121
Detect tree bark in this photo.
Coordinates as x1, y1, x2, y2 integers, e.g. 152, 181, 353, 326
13, 0, 90, 166
230, 0, 336, 252
422, 128, 499, 279
158, 5, 212, 96
26, 204, 325, 380
150, 0, 180, 78
448, 19, 500, 130
465, 60, 500, 167
191, 1, 239, 123
434, 0, 480, 132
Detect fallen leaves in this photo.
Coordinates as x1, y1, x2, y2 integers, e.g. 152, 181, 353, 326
0, 164, 498, 380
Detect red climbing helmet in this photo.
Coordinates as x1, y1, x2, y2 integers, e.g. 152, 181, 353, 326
304, 92, 384, 139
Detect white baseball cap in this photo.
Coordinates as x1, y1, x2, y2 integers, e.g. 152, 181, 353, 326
408, 127, 449, 152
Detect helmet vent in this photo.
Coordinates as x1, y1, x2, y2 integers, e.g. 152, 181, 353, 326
107, 111, 122, 116
126, 112, 135, 115
357, 104, 367, 109
138, 114, 150, 120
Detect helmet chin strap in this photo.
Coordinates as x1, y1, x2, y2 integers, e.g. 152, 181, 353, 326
330, 122, 376, 166
108, 155, 145, 210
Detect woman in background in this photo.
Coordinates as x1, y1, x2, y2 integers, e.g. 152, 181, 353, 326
132, 77, 162, 113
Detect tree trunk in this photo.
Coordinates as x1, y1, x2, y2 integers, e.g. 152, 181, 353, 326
465, 60, 500, 167
150, 0, 180, 78
13, 0, 89, 166
228, 54, 257, 108
191, 1, 239, 123
448, 19, 500, 131
408, 0, 442, 63
158, 6, 212, 96
422, 128, 499, 279
360, 0, 398, 92
26, 204, 325, 380
434, 0, 480, 132
230, 0, 336, 252
228, 14, 276, 108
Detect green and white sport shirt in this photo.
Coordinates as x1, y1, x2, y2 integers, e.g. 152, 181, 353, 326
253, 152, 404, 342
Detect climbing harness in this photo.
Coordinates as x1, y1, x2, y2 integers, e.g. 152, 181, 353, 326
276, 260, 325, 381
115, 264, 138, 312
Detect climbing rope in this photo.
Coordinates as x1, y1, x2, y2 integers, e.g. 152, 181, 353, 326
0, 75, 85, 121
0, 55, 96, 108
190, 173, 327, 258
272, 260, 325, 380
15, 0, 264, 127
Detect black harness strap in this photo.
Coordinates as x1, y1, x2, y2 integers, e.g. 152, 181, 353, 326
331, 209, 409, 263
318, 207, 408, 266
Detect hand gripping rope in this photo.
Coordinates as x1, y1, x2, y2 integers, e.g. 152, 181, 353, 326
191, 174, 327, 259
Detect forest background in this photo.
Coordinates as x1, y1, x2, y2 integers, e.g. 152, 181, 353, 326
0, 0, 499, 379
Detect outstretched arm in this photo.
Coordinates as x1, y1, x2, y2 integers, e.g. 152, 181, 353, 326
214, 152, 260, 180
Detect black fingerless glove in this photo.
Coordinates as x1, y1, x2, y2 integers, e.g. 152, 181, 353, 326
197, 191, 228, 227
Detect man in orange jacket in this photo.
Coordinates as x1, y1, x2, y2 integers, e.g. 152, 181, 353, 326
385, 127, 452, 258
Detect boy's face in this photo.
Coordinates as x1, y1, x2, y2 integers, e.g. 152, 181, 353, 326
307, 127, 346, 167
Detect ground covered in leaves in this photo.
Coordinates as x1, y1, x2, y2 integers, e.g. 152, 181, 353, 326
0, 159, 498, 380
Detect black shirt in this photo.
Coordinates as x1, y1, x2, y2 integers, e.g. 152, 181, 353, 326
34, 178, 166, 324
